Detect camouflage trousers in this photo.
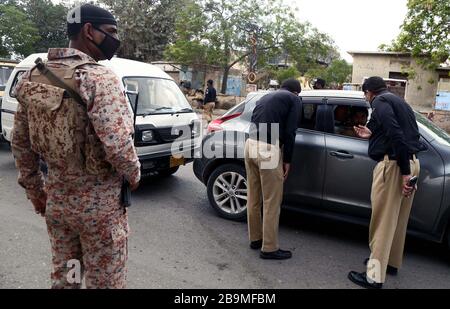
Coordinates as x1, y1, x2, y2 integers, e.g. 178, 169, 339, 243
45, 182, 129, 289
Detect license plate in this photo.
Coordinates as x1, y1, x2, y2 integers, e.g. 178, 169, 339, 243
170, 155, 185, 168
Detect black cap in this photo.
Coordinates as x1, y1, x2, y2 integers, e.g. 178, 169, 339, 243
281, 78, 302, 94
362, 76, 387, 93
67, 4, 117, 37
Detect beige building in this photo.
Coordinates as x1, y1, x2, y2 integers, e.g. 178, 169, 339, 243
348, 51, 450, 112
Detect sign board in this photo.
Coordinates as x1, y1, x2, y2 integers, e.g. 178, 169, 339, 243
435, 78, 450, 111
435, 91, 450, 111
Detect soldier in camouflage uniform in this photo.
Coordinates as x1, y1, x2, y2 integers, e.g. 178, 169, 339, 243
11, 4, 140, 289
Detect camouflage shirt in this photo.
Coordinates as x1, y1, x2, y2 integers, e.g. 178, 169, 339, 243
12, 48, 141, 200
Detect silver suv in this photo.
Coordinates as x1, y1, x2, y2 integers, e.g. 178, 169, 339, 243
193, 90, 450, 250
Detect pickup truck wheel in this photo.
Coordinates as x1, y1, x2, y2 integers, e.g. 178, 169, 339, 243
207, 163, 247, 221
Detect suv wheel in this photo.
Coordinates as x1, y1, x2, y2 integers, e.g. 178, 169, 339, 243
207, 163, 247, 221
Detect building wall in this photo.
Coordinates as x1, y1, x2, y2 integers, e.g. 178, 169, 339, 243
351, 54, 439, 111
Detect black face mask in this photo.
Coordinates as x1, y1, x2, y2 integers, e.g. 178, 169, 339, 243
91, 26, 121, 60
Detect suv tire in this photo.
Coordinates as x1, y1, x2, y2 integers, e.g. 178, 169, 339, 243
207, 163, 247, 221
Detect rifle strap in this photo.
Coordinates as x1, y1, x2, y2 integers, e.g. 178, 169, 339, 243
34, 57, 85, 106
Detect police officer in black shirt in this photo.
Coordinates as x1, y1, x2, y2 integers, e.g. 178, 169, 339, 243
245, 79, 301, 260
349, 76, 424, 289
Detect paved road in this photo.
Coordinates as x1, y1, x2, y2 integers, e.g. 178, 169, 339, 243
0, 141, 449, 289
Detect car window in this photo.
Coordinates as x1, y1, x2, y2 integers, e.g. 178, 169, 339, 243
332, 105, 369, 139
298, 103, 318, 130
9, 70, 25, 98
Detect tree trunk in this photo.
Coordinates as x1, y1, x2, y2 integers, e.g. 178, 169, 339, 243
221, 66, 230, 94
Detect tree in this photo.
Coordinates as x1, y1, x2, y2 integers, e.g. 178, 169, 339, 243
0, 2, 39, 58
166, 0, 339, 94
165, 0, 210, 66
100, 0, 181, 62
274, 66, 300, 84
21, 0, 69, 52
305, 59, 352, 88
381, 0, 449, 70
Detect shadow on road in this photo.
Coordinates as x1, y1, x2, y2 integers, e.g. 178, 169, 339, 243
132, 173, 189, 197
280, 208, 449, 267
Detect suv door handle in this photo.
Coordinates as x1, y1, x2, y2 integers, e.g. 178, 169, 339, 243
330, 151, 354, 159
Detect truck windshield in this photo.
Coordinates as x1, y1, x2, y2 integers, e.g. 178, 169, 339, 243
0, 66, 14, 91
123, 77, 192, 115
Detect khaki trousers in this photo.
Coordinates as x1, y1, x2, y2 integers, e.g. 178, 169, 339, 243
244, 139, 284, 252
367, 155, 420, 283
203, 102, 215, 122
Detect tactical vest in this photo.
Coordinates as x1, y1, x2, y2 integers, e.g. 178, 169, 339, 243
17, 59, 113, 175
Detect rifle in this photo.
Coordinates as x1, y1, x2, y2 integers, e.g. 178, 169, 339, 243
121, 88, 140, 208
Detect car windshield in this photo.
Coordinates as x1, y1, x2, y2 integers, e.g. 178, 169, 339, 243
123, 77, 192, 115
415, 112, 450, 146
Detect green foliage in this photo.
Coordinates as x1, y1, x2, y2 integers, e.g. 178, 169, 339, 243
383, 0, 449, 70
0, 2, 39, 58
165, 0, 210, 65
22, 0, 68, 52
165, 0, 340, 93
100, 0, 183, 62
0, 0, 69, 58
305, 59, 352, 87
275, 66, 300, 84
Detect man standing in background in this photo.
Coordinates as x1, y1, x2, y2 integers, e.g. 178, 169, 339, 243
203, 79, 217, 123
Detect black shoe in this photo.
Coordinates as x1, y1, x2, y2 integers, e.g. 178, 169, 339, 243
364, 258, 398, 276
250, 240, 263, 250
348, 271, 383, 289
260, 249, 292, 260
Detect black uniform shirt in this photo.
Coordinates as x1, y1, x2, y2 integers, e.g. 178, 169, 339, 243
367, 91, 423, 175
204, 86, 217, 104
250, 89, 301, 163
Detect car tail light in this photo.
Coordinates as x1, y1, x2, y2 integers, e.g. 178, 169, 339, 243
207, 113, 242, 133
